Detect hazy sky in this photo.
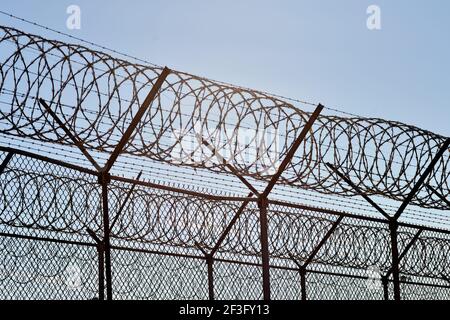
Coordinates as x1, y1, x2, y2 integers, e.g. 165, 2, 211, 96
1, 0, 449, 135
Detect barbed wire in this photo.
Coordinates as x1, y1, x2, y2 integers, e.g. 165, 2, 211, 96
1, 151, 449, 279
0, 9, 359, 118
0, 25, 448, 210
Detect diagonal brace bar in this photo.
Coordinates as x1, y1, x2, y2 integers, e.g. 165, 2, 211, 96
425, 184, 450, 208
103, 67, 171, 173
288, 216, 344, 271
288, 215, 343, 300
197, 134, 260, 196
398, 229, 423, 261
394, 138, 450, 220
0, 152, 14, 175
86, 228, 103, 245
441, 273, 450, 285
38, 98, 101, 171
210, 193, 253, 256
109, 171, 143, 232
262, 104, 323, 198
326, 163, 391, 220
303, 215, 344, 267
194, 194, 253, 299
385, 228, 423, 278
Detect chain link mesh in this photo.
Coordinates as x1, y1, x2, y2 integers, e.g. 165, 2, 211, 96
0, 149, 449, 300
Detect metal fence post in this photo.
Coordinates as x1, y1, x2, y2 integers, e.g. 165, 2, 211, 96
206, 255, 214, 300
86, 228, 105, 300
300, 267, 307, 301
389, 220, 401, 300
382, 276, 389, 300
258, 196, 271, 300
0, 152, 14, 175
97, 244, 105, 300
99, 171, 113, 300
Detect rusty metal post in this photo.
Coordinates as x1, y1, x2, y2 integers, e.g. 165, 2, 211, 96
39, 70, 173, 300
389, 220, 401, 301
199, 105, 323, 301
426, 184, 450, 207
326, 148, 450, 303
206, 255, 214, 301
97, 244, 105, 300
195, 242, 215, 300
382, 276, 389, 300
99, 67, 170, 301
258, 196, 271, 300
0, 152, 13, 175
300, 267, 307, 301
86, 228, 105, 300
99, 171, 113, 300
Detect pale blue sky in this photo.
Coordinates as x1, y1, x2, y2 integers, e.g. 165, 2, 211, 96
1, 0, 449, 135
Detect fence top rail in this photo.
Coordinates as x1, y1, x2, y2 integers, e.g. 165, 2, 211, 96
0, 145, 98, 175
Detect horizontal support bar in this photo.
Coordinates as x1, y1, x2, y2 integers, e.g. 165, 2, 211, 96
0, 152, 14, 175
0, 145, 98, 175
0, 231, 95, 248
38, 98, 102, 171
